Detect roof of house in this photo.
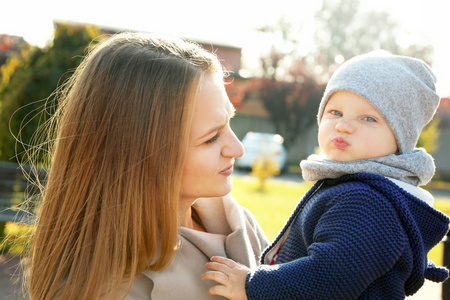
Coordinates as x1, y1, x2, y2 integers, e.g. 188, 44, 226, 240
0, 34, 27, 65
437, 97, 450, 116
52, 19, 242, 50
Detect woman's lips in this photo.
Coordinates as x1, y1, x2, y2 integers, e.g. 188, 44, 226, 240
332, 137, 349, 149
219, 166, 234, 176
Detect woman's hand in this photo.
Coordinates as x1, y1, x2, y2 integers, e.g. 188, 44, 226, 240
201, 256, 249, 300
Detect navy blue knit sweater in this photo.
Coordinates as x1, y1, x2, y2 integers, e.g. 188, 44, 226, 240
245, 173, 449, 299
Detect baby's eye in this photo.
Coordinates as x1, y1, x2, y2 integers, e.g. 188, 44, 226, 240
330, 110, 342, 117
363, 116, 377, 122
205, 133, 220, 144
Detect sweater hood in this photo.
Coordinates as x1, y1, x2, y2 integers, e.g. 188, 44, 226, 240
341, 173, 450, 290
252, 172, 449, 299
386, 177, 434, 206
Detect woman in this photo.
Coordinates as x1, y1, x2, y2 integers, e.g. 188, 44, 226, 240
26, 32, 268, 300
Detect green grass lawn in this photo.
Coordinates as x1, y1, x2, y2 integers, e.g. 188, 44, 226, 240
232, 175, 450, 266
231, 176, 311, 240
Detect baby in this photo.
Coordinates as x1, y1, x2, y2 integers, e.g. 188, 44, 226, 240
202, 51, 450, 299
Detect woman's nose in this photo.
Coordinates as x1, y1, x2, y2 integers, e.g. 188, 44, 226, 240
222, 129, 245, 158
335, 119, 355, 134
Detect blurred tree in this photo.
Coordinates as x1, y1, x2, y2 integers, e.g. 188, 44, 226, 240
417, 118, 440, 154
314, 0, 434, 81
242, 16, 325, 152
244, 59, 325, 150
0, 35, 27, 68
0, 24, 101, 164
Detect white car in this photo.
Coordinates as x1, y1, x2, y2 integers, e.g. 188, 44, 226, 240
235, 132, 287, 171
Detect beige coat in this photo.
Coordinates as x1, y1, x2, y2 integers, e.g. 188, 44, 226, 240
125, 194, 269, 300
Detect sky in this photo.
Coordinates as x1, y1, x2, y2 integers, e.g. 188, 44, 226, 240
2, 0, 450, 95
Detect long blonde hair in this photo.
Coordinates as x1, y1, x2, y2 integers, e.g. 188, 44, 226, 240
26, 32, 222, 299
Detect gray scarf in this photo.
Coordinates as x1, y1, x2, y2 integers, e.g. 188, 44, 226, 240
300, 148, 435, 186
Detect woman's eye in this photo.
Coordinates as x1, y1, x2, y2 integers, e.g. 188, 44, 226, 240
363, 116, 377, 122
205, 133, 220, 144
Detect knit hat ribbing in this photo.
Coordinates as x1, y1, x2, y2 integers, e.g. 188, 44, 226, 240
317, 51, 440, 154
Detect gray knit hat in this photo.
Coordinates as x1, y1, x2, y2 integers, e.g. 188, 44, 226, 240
317, 50, 440, 154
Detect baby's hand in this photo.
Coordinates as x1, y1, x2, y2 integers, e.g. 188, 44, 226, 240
201, 256, 249, 300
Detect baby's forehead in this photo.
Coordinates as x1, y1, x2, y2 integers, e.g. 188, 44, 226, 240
328, 91, 392, 124
328, 91, 379, 108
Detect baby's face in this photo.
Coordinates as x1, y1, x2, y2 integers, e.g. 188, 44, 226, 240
318, 91, 398, 162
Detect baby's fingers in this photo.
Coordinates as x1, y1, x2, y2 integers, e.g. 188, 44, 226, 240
202, 270, 228, 285
210, 256, 238, 268
205, 261, 233, 274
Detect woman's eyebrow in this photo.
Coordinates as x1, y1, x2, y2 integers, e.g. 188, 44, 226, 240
197, 103, 235, 141
198, 123, 226, 140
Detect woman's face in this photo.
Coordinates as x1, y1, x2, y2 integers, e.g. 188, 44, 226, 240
181, 74, 244, 201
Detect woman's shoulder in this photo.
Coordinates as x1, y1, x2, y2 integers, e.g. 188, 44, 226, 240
123, 274, 154, 300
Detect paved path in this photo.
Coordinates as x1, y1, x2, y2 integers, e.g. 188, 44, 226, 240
0, 255, 26, 300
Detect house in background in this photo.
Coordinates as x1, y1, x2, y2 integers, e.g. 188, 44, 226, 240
53, 19, 242, 74
195, 39, 241, 74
